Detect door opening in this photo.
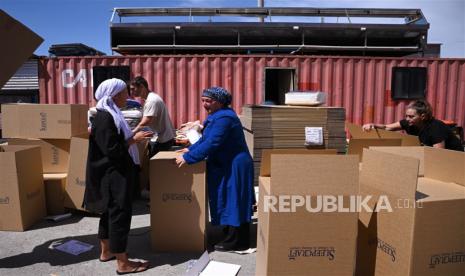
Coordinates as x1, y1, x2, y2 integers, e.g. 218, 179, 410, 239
264, 68, 296, 105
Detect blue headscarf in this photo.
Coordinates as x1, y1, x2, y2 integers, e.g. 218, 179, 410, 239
202, 87, 232, 106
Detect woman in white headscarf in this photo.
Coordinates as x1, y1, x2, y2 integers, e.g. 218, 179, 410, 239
84, 78, 152, 274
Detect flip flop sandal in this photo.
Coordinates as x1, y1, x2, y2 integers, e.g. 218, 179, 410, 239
116, 262, 149, 275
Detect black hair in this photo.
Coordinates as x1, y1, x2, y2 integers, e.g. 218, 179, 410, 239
131, 76, 149, 90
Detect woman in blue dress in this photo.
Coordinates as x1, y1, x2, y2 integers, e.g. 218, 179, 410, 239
175, 87, 255, 251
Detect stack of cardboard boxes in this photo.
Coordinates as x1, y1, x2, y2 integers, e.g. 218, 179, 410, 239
241, 105, 346, 184
0, 103, 88, 230
256, 146, 465, 275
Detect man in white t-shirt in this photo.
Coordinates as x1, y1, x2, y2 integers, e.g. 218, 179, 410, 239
131, 76, 175, 157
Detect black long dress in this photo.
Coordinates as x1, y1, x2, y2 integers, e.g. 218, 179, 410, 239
83, 110, 137, 213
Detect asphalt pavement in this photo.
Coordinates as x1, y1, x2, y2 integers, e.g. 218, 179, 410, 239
0, 199, 257, 276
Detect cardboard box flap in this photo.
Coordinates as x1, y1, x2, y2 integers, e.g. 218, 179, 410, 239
377, 129, 420, 146
260, 148, 337, 177
269, 154, 358, 196
0, 10, 43, 89
424, 147, 465, 186
152, 151, 178, 160
7, 138, 71, 174
0, 144, 40, 153
346, 122, 380, 138
348, 138, 402, 160
346, 122, 420, 146
416, 177, 465, 202
361, 148, 419, 200
359, 149, 419, 227
369, 146, 425, 176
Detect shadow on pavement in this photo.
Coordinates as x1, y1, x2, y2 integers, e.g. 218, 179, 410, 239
26, 213, 85, 231
0, 226, 198, 271
0, 232, 100, 268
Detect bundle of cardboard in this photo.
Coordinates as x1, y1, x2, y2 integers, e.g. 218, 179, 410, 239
240, 105, 346, 184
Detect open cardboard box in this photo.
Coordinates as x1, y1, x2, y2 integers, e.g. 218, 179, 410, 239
43, 173, 67, 216
7, 138, 70, 173
256, 149, 359, 275
150, 151, 207, 252
0, 145, 46, 231
346, 122, 420, 146
348, 138, 402, 161
369, 146, 426, 176
356, 147, 465, 275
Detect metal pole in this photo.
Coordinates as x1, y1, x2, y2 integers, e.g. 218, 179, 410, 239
258, 0, 264, 22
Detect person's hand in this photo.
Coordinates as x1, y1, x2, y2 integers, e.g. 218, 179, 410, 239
176, 148, 189, 153
133, 130, 154, 142
175, 154, 186, 168
362, 123, 375, 132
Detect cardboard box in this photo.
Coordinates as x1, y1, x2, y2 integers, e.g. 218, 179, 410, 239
64, 136, 88, 211
0, 10, 43, 89
375, 129, 421, 146
43, 173, 67, 215
348, 138, 402, 161
259, 148, 337, 178
7, 138, 70, 173
356, 148, 465, 276
1, 104, 88, 139
369, 146, 425, 176
239, 115, 254, 158
0, 145, 46, 231
346, 122, 420, 146
256, 150, 359, 276
150, 151, 207, 252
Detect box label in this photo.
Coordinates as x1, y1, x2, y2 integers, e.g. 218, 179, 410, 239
0, 196, 10, 204
73, 177, 86, 187
161, 193, 192, 203
39, 112, 48, 131
305, 127, 323, 145
429, 251, 465, 269
288, 247, 335, 261
369, 238, 397, 262
51, 146, 59, 165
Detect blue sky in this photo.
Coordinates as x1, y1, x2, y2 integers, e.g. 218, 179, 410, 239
2, 0, 464, 57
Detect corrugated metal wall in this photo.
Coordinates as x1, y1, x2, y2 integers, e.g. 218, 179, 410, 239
39, 55, 465, 129
2, 59, 39, 90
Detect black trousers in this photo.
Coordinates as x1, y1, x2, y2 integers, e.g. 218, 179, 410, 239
97, 194, 133, 253
148, 139, 175, 158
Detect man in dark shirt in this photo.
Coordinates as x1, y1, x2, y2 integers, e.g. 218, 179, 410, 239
363, 100, 463, 151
